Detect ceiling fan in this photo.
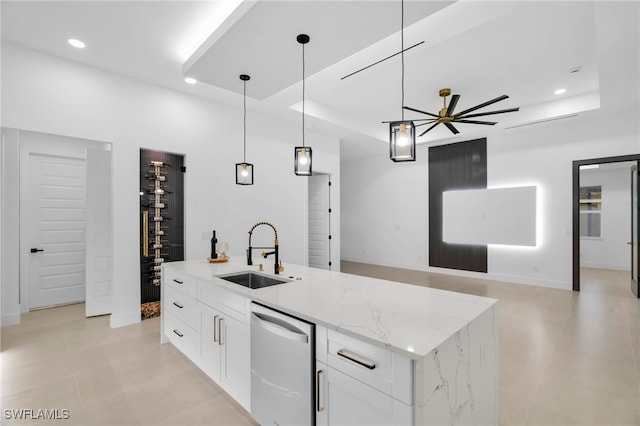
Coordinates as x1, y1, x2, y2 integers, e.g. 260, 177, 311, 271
403, 88, 519, 136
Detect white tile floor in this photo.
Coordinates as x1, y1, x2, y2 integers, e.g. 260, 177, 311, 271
1, 265, 638, 425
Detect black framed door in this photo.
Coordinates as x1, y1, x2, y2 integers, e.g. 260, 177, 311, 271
631, 163, 639, 297
572, 153, 640, 295
139, 149, 185, 305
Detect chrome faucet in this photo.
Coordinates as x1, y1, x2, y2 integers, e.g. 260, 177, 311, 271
247, 222, 279, 274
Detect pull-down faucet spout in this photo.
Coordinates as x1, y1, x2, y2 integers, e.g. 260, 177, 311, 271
247, 222, 279, 274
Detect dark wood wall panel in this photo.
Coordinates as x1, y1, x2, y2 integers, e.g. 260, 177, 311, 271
139, 149, 185, 304
428, 138, 488, 273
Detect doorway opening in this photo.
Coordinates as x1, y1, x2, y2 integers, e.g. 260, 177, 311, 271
11, 128, 113, 319
308, 173, 332, 270
572, 153, 640, 297
139, 149, 185, 319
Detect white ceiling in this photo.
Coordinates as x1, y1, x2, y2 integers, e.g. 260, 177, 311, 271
1, 1, 634, 160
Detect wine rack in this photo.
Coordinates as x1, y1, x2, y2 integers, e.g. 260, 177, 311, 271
139, 150, 184, 316
142, 160, 170, 288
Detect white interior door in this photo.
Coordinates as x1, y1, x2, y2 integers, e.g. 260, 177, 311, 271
85, 148, 113, 316
308, 174, 331, 270
28, 153, 86, 309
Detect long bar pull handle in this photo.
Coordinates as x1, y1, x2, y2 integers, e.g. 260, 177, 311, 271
172, 301, 183, 309
173, 329, 183, 338
143, 211, 149, 257
213, 315, 219, 343
337, 349, 377, 370
316, 369, 325, 412
218, 317, 224, 346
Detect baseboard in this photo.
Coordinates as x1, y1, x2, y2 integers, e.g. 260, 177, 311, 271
1, 312, 21, 327
342, 256, 572, 290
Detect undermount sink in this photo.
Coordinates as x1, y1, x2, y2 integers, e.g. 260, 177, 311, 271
216, 271, 290, 289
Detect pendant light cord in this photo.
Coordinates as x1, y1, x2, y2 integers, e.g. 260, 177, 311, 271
401, 0, 405, 121
243, 79, 247, 162
302, 42, 306, 148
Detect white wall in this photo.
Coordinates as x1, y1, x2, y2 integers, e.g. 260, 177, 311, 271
580, 165, 633, 271
1, 42, 340, 327
341, 107, 638, 290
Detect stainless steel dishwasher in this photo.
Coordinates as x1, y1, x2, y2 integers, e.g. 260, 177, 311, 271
250, 302, 315, 426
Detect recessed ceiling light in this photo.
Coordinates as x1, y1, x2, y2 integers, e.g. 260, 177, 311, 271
67, 38, 86, 49
184, 77, 197, 85
554, 88, 566, 95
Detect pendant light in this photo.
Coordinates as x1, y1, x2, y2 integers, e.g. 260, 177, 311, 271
236, 74, 254, 185
294, 34, 312, 176
386, 0, 415, 162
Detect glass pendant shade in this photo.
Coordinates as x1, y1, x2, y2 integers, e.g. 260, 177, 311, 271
236, 74, 254, 185
389, 121, 416, 162
235, 162, 254, 185
294, 146, 312, 176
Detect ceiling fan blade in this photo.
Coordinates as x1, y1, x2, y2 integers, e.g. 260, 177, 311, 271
415, 120, 439, 127
458, 107, 520, 119
453, 95, 509, 118
403, 106, 440, 118
444, 122, 459, 134
382, 118, 435, 123
419, 122, 440, 136
445, 94, 460, 116
453, 119, 497, 125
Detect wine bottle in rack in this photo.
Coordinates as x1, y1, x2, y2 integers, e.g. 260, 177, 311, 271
147, 188, 173, 195
152, 216, 171, 222
145, 174, 166, 181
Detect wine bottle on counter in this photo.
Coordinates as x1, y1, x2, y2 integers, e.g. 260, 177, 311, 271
210, 230, 218, 259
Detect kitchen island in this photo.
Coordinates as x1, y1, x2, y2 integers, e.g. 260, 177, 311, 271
161, 257, 498, 425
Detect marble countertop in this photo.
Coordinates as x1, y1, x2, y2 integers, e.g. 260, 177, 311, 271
165, 257, 497, 359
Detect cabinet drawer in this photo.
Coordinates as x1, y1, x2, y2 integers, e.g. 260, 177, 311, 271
164, 285, 199, 330
326, 366, 412, 426
327, 330, 413, 405
197, 279, 248, 323
165, 311, 199, 360
164, 266, 196, 298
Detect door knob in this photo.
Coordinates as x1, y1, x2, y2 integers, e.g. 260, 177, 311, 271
30, 248, 44, 253
628, 242, 633, 245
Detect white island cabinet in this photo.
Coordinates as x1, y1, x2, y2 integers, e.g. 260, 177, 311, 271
161, 258, 498, 426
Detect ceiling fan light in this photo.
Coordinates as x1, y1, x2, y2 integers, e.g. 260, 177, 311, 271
389, 120, 416, 162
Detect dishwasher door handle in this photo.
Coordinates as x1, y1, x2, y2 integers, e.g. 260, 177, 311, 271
251, 312, 308, 343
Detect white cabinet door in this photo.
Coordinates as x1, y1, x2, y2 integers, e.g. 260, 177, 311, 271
316, 362, 329, 426
200, 302, 222, 382
200, 301, 250, 411
220, 313, 250, 410
326, 367, 412, 426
